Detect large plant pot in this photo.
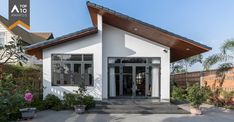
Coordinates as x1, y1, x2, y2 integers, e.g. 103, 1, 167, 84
74, 105, 86, 114
190, 106, 202, 115
19, 108, 36, 119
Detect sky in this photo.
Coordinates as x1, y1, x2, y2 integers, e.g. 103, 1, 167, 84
0, 0, 234, 71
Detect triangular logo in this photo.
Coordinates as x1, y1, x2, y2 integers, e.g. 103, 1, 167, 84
11, 5, 19, 13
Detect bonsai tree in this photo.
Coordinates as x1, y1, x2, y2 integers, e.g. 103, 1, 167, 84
73, 75, 87, 114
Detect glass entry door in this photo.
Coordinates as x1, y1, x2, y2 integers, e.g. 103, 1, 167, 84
123, 66, 133, 96
109, 65, 147, 97
108, 57, 160, 98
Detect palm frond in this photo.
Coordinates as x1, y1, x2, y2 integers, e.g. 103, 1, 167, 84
221, 39, 234, 54
216, 63, 233, 76
203, 53, 224, 70
187, 54, 203, 66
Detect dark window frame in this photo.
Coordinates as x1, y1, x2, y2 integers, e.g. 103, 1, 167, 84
51, 54, 94, 86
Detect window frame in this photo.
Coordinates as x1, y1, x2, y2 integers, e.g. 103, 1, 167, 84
0, 32, 6, 47
51, 53, 94, 86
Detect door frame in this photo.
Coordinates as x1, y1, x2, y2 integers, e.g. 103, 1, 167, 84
107, 57, 161, 99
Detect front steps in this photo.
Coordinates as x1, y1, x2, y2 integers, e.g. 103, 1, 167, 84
88, 99, 189, 114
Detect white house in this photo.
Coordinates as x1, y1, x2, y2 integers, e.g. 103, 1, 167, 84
26, 2, 211, 102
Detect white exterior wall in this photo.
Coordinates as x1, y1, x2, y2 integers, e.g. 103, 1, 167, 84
0, 22, 14, 45
102, 24, 170, 101
42, 17, 170, 101
42, 15, 103, 100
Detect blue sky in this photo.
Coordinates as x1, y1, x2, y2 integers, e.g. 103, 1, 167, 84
1, 0, 234, 71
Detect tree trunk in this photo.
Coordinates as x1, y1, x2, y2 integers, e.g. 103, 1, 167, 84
0, 64, 3, 80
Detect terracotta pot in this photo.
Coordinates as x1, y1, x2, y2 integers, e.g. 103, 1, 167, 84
19, 108, 36, 119
190, 106, 202, 115
74, 105, 86, 114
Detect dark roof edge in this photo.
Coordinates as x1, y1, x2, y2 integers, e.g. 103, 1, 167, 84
87, 1, 212, 50
26, 27, 98, 50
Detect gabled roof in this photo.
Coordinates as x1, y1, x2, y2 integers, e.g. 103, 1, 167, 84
26, 27, 98, 50
0, 15, 53, 44
26, 1, 211, 62
87, 1, 211, 62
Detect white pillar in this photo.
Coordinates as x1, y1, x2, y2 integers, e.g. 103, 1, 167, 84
152, 66, 159, 97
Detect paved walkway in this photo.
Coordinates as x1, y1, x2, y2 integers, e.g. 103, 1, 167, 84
21, 104, 234, 122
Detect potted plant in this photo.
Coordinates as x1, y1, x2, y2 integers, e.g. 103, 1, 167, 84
19, 91, 36, 119
73, 94, 86, 114
186, 84, 209, 115
73, 78, 87, 114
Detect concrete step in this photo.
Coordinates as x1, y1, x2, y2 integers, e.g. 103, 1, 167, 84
89, 102, 190, 114
88, 106, 189, 114
94, 104, 180, 109
97, 99, 161, 105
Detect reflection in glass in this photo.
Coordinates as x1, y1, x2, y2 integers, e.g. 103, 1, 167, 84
85, 64, 93, 85
136, 67, 145, 96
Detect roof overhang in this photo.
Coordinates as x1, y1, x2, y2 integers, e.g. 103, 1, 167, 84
26, 27, 98, 51
87, 1, 211, 62
26, 27, 98, 59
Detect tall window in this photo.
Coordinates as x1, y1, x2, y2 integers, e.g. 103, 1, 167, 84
51, 54, 93, 86
0, 32, 5, 47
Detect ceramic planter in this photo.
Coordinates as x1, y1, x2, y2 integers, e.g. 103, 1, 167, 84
74, 105, 86, 114
190, 106, 202, 115
19, 108, 36, 119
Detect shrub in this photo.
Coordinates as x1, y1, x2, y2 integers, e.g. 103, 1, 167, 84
63, 93, 77, 108
0, 74, 25, 121
0, 65, 42, 121
43, 94, 62, 110
83, 95, 95, 110
63, 92, 95, 110
221, 90, 234, 105
171, 86, 186, 101
31, 99, 46, 111
186, 84, 209, 108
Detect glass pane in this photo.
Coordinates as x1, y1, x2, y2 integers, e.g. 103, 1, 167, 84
149, 66, 159, 97
148, 58, 160, 64
123, 66, 132, 74
123, 66, 132, 96
115, 66, 120, 73
74, 64, 81, 73
62, 64, 71, 85
84, 64, 93, 85
73, 64, 81, 84
136, 67, 146, 96
52, 63, 61, 85
62, 54, 72, 61
52, 54, 63, 61
108, 58, 121, 63
83, 54, 93, 61
70, 55, 82, 61
122, 58, 146, 63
